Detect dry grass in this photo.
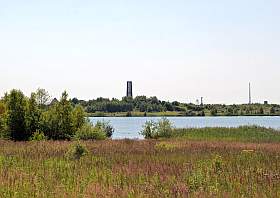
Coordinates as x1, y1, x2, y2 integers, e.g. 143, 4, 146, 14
0, 139, 280, 197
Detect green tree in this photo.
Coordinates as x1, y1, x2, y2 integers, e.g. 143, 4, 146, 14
57, 91, 74, 139
39, 105, 59, 137
6, 90, 28, 140
25, 93, 40, 134
259, 107, 264, 115
226, 107, 234, 116
210, 108, 218, 116
72, 105, 86, 131
270, 107, 275, 114
36, 88, 50, 109
40, 91, 85, 140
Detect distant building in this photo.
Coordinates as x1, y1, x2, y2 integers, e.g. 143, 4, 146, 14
264, 101, 268, 105
126, 81, 133, 98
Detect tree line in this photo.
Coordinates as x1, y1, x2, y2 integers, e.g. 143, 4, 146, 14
73, 96, 186, 113
70, 96, 280, 116
0, 89, 113, 141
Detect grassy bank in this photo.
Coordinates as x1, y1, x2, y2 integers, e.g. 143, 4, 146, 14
0, 139, 280, 197
171, 126, 280, 143
87, 111, 280, 117
87, 111, 186, 117
141, 118, 280, 143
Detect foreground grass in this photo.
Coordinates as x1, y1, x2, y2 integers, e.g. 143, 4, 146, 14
0, 139, 280, 197
171, 126, 280, 143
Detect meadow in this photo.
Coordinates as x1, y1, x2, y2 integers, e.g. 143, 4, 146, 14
1, 137, 280, 197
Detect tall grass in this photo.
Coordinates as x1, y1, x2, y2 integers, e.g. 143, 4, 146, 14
172, 126, 280, 143
0, 140, 280, 197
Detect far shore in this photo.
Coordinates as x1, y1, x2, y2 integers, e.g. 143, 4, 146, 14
87, 111, 280, 117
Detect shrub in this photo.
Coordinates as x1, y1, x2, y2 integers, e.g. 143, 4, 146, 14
66, 141, 88, 160
212, 155, 223, 173
0, 112, 9, 139
140, 120, 157, 139
72, 105, 86, 130
95, 121, 114, 138
0, 121, 9, 139
157, 118, 173, 138
29, 131, 47, 141
74, 122, 106, 140
154, 142, 176, 151
140, 118, 173, 139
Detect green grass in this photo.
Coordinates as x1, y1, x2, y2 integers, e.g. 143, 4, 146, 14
171, 126, 280, 143
0, 140, 280, 197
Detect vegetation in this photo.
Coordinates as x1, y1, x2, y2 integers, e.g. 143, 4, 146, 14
0, 140, 280, 197
171, 126, 280, 143
0, 89, 113, 141
70, 96, 280, 117
140, 118, 173, 139
74, 122, 107, 140
66, 141, 89, 160
141, 118, 280, 143
1, 87, 280, 196
2, 88, 280, 118
29, 131, 47, 141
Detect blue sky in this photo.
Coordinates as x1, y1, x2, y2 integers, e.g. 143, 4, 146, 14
0, 0, 279, 104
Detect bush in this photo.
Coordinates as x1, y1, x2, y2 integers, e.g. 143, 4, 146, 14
74, 122, 106, 140
157, 118, 173, 138
0, 113, 9, 139
29, 131, 47, 141
140, 120, 157, 139
154, 142, 176, 151
140, 118, 173, 139
66, 141, 88, 160
72, 105, 86, 130
95, 121, 114, 138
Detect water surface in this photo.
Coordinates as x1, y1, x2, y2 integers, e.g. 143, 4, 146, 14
89, 116, 280, 139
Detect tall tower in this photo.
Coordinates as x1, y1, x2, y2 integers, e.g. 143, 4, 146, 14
249, 82, 251, 104
126, 81, 133, 98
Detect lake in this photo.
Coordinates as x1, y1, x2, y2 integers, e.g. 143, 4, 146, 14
89, 116, 280, 139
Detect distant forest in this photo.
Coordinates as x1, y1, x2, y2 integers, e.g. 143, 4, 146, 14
69, 96, 280, 117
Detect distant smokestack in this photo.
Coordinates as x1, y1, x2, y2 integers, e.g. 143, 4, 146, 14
249, 82, 251, 104
126, 81, 133, 98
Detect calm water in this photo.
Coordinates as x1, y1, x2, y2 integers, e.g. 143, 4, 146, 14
89, 116, 280, 139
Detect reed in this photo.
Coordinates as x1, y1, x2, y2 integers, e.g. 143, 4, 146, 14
171, 126, 280, 143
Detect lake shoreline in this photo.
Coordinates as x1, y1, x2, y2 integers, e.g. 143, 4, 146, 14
89, 116, 280, 139
87, 113, 280, 118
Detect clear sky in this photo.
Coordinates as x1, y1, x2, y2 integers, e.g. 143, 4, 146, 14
0, 0, 279, 104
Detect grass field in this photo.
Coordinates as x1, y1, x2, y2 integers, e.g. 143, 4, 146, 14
1, 137, 280, 197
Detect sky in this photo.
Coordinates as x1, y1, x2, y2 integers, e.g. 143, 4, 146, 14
0, 0, 279, 104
